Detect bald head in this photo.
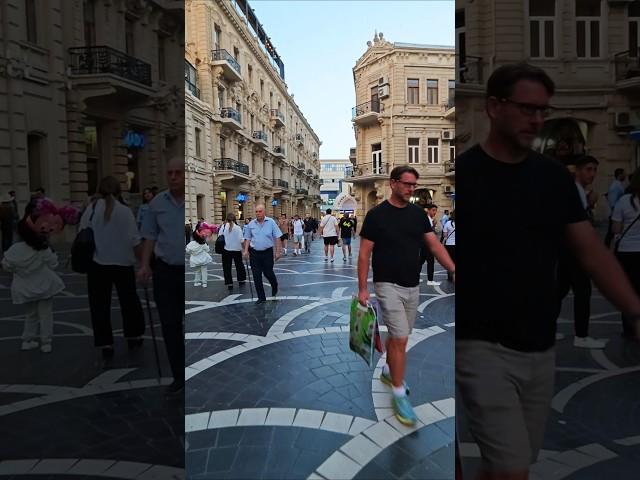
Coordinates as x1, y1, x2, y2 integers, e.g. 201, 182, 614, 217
255, 204, 266, 222
166, 157, 184, 196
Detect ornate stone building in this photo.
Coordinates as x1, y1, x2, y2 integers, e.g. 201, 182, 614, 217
457, 0, 640, 220
0, 0, 184, 214
349, 33, 456, 219
185, 0, 322, 224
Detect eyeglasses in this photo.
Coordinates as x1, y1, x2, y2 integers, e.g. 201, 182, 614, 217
393, 179, 418, 189
500, 98, 553, 118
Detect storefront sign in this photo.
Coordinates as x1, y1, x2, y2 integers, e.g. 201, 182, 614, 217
123, 130, 146, 148
271, 199, 278, 206
236, 193, 247, 203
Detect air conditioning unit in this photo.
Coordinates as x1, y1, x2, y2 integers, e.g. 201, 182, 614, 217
444, 185, 453, 193
378, 85, 390, 99
378, 76, 389, 85
441, 130, 454, 140
613, 111, 640, 129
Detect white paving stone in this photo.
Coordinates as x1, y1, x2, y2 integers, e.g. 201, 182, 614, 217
307, 328, 326, 335
432, 397, 455, 418
348, 417, 377, 436
264, 408, 297, 426
293, 409, 325, 428
529, 459, 574, 479
363, 420, 403, 448
30, 459, 80, 474
316, 451, 362, 480
371, 381, 387, 393
208, 409, 240, 428
324, 326, 342, 333
375, 408, 394, 420
0, 459, 40, 475
371, 392, 391, 406
190, 358, 215, 372
385, 415, 424, 434
137, 465, 185, 479
320, 412, 353, 434
185, 412, 211, 432
67, 459, 117, 475
576, 443, 617, 460
548, 450, 599, 468
236, 408, 268, 426
414, 402, 446, 426
339, 434, 383, 466
307, 472, 326, 479
102, 461, 153, 478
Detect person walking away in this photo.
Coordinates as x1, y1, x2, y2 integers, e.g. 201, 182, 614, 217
605, 168, 627, 247
0, 192, 16, 252
440, 210, 450, 243
556, 155, 607, 348
358, 165, 455, 426
185, 220, 193, 246
292, 214, 304, 255
81, 176, 145, 359
611, 167, 640, 338
138, 157, 185, 394
186, 229, 212, 288
303, 216, 314, 253
220, 213, 246, 290
243, 204, 282, 304
442, 210, 456, 282
2, 201, 66, 353
136, 188, 154, 231
338, 213, 355, 260
320, 209, 340, 262
424, 204, 440, 285
278, 214, 290, 255
455, 63, 640, 480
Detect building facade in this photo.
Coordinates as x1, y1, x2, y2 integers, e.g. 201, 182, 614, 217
457, 0, 640, 220
185, 0, 321, 224
0, 0, 184, 215
319, 158, 355, 213
349, 33, 456, 219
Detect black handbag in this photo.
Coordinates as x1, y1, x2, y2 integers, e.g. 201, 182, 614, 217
70, 202, 96, 273
214, 224, 226, 254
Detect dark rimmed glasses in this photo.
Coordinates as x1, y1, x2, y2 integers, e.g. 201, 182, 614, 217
500, 98, 553, 118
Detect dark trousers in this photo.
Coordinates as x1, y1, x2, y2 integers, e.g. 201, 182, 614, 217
616, 251, 640, 335
87, 262, 145, 347
445, 245, 456, 281
604, 217, 614, 248
426, 251, 435, 281
153, 259, 185, 384
556, 252, 592, 338
222, 250, 246, 285
249, 248, 278, 301
1, 220, 12, 252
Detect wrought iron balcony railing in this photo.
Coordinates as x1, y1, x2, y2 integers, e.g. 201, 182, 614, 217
252, 131, 268, 142
458, 55, 483, 84
68, 46, 152, 86
296, 188, 309, 196
186, 81, 200, 98
214, 158, 249, 175
351, 100, 381, 120
271, 109, 285, 122
347, 163, 390, 177
273, 179, 289, 188
306, 169, 313, 175
220, 107, 241, 123
211, 49, 241, 75
443, 97, 454, 109
274, 145, 285, 155
615, 49, 640, 82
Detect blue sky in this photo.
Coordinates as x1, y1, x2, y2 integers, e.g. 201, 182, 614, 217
249, 0, 455, 158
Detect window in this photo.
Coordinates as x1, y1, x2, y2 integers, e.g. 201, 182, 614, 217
250, 114, 254, 132
214, 24, 221, 50
28, 133, 45, 193
371, 86, 380, 112
448, 79, 455, 105
125, 17, 135, 55
270, 91, 273, 109
185, 61, 198, 97
83, 0, 96, 46
26, 0, 37, 44
233, 47, 240, 60
407, 79, 419, 104
408, 138, 420, 164
158, 36, 166, 81
238, 142, 242, 163
629, 2, 640, 56
372, 143, 382, 174
218, 86, 224, 111
220, 136, 226, 158
427, 79, 438, 105
529, 0, 555, 58
248, 65, 253, 85
194, 128, 202, 158
576, 0, 602, 58
260, 79, 264, 97
427, 138, 439, 164
456, 9, 466, 63
449, 144, 456, 162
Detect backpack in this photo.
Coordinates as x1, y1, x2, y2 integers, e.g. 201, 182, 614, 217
214, 224, 226, 254
70, 202, 96, 273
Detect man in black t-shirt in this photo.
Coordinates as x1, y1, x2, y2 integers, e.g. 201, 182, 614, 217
455, 63, 640, 479
359, 165, 455, 427
337, 213, 355, 260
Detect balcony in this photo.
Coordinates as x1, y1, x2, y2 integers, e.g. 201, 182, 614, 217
458, 55, 483, 85
296, 162, 305, 171
442, 97, 455, 118
273, 145, 286, 158
186, 81, 200, 98
214, 158, 250, 177
444, 160, 455, 178
273, 179, 289, 189
252, 131, 268, 147
67, 46, 152, 96
347, 163, 390, 183
306, 169, 313, 176
271, 109, 285, 128
615, 50, 640, 90
211, 49, 242, 82
352, 100, 381, 126
296, 188, 309, 196
294, 133, 304, 147
220, 107, 242, 130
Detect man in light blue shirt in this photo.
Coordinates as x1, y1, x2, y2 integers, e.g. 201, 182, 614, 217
242, 204, 282, 304
605, 168, 626, 247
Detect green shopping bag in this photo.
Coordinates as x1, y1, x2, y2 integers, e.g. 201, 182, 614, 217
349, 297, 383, 366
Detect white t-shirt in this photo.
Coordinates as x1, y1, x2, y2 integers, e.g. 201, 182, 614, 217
292, 219, 304, 235
320, 215, 339, 237
443, 220, 456, 246
80, 198, 141, 266
611, 194, 640, 252
220, 223, 244, 251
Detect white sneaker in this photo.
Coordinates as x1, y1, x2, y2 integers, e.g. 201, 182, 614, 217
194, 282, 202, 287
426, 280, 441, 286
343, 257, 347, 262
202, 284, 207, 288
330, 257, 335, 263
573, 336, 607, 349
40, 344, 52, 353
324, 257, 328, 261
21, 341, 39, 351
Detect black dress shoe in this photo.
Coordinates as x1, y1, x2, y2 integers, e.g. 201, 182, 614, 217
256, 299, 267, 304
165, 380, 184, 395
239, 281, 246, 285
227, 284, 233, 291
127, 338, 143, 349
272, 285, 278, 297
101, 346, 115, 359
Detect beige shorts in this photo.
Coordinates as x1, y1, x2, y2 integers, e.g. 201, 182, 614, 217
373, 282, 420, 338
456, 340, 556, 473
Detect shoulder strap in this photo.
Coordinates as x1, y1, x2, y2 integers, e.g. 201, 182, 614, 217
89, 200, 97, 222
618, 207, 640, 244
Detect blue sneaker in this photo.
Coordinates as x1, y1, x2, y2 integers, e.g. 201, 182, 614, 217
392, 395, 417, 426
380, 370, 410, 395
